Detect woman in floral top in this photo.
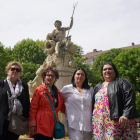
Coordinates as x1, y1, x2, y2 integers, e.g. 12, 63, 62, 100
92, 62, 138, 140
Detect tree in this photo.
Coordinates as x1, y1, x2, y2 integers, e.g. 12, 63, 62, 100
74, 44, 84, 57
114, 47, 140, 92
12, 39, 47, 65
114, 47, 140, 115
20, 62, 40, 83
35, 39, 46, 50
0, 42, 13, 79
5, 46, 13, 56
135, 92, 140, 116
12, 39, 47, 83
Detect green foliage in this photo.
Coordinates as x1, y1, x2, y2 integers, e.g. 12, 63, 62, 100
73, 44, 85, 67
12, 39, 47, 83
20, 62, 40, 83
0, 39, 47, 83
0, 42, 14, 79
12, 39, 47, 65
74, 44, 84, 57
35, 39, 46, 50
114, 47, 140, 92
5, 47, 13, 56
92, 49, 123, 86
135, 92, 140, 116
113, 48, 140, 115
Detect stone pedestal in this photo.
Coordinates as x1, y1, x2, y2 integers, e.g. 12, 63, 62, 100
55, 66, 75, 136
55, 66, 75, 90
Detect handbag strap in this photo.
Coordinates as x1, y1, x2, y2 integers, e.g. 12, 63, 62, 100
44, 90, 58, 123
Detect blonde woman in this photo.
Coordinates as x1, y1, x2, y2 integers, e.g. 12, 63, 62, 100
0, 61, 30, 140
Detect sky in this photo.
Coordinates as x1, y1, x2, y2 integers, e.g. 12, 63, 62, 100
0, 0, 140, 54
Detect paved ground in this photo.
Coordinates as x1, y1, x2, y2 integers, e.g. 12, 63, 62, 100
19, 138, 140, 140
19, 137, 70, 140
19, 133, 140, 140
19, 137, 140, 140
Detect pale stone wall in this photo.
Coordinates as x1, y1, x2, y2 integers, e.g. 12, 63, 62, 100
55, 66, 76, 136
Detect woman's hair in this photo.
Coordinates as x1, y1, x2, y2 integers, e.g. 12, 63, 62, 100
71, 68, 90, 89
101, 62, 119, 79
6, 61, 23, 74
41, 67, 59, 83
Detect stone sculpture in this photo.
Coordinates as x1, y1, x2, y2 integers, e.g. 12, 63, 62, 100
28, 17, 77, 96
28, 61, 47, 96
44, 17, 77, 68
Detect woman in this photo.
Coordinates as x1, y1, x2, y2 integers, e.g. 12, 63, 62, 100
61, 68, 94, 140
28, 67, 65, 140
92, 62, 138, 140
0, 61, 30, 140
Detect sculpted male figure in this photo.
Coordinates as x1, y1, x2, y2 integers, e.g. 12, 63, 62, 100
47, 17, 73, 56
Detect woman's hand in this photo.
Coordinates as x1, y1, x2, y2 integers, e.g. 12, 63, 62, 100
30, 126, 36, 135
119, 116, 128, 127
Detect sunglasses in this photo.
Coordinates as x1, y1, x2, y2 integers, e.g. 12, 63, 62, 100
46, 75, 55, 78
10, 67, 21, 72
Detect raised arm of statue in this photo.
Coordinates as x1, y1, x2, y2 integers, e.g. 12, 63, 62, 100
70, 17, 74, 29
65, 17, 74, 31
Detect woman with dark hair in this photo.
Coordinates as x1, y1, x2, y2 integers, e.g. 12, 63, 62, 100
0, 61, 30, 140
92, 62, 138, 139
28, 67, 65, 140
61, 68, 94, 140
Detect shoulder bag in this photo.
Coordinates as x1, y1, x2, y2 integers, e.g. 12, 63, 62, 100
8, 114, 28, 135
7, 91, 28, 135
44, 90, 65, 139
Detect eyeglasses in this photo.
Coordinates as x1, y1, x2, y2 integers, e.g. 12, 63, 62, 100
10, 67, 21, 72
46, 75, 55, 78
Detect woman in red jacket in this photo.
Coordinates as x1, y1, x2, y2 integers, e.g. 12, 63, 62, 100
28, 67, 65, 140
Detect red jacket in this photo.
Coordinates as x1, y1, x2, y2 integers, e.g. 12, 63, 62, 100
28, 83, 65, 137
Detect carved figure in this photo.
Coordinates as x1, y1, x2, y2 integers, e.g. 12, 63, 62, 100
44, 17, 77, 69
45, 17, 76, 56
28, 61, 47, 96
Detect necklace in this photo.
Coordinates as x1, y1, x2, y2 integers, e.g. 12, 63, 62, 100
76, 87, 82, 93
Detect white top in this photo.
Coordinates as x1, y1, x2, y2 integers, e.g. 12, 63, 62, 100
60, 84, 94, 132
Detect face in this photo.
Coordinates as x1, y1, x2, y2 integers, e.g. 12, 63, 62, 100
7, 64, 21, 82
44, 70, 56, 88
102, 64, 116, 82
55, 22, 61, 29
74, 69, 86, 85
